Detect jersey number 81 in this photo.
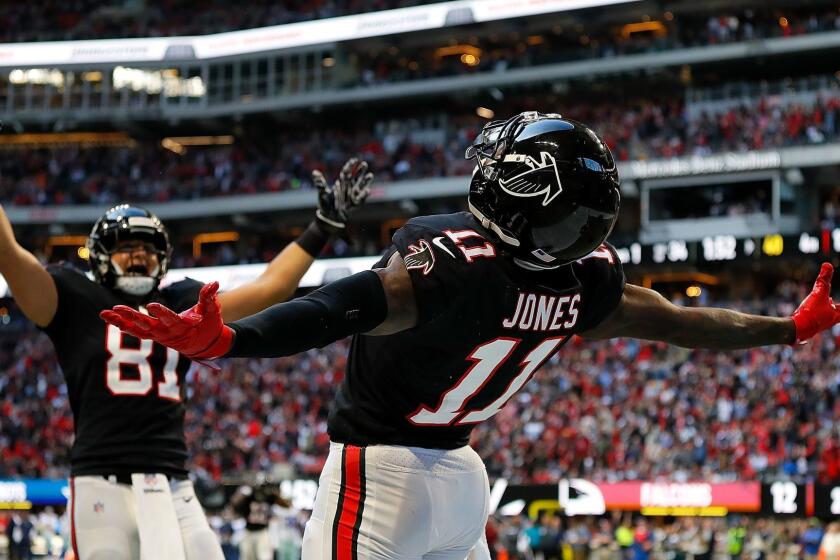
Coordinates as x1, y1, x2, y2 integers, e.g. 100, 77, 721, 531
104, 313, 182, 402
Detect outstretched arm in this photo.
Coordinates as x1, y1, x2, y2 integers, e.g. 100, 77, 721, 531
0, 205, 57, 327
216, 242, 315, 322
582, 263, 840, 349
101, 251, 418, 359
217, 158, 373, 322
225, 251, 415, 357
581, 283, 794, 348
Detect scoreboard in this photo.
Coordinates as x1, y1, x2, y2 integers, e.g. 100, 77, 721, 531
612, 230, 839, 267
761, 482, 807, 516
815, 484, 840, 517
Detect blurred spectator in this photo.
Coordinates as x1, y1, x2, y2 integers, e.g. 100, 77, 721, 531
346, 7, 840, 90
484, 515, 832, 560
6, 511, 33, 560
822, 522, 840, 560
804, 518, 827, 560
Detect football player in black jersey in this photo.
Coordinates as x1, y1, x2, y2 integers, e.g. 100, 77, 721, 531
103, 112, 840, 560
0, 158, 372, 560
231, 481, 291, 560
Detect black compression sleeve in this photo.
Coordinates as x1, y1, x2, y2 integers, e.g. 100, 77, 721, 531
225, 270, 387, 358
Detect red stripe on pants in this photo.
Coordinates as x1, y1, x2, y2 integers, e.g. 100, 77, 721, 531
70, 477, 80, 559
335, 446, 363, 560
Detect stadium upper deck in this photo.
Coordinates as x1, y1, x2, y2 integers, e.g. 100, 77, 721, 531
0, 0, 450, 43
2, 0, 839, 125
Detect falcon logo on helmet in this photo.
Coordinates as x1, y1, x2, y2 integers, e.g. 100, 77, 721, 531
498, 152, 563, 206
466, 111, 620, 270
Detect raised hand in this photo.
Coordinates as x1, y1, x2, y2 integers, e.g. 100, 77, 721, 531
100, 281, 234, 359
313, 157, 373, 232
791, 263, 840, 343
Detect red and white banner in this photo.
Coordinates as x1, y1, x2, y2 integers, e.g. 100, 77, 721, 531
598, 481, 761, 512
494, 479, 764, 517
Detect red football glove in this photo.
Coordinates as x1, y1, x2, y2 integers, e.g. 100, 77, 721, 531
791, 262, 840, 343
100, 281, 234, 360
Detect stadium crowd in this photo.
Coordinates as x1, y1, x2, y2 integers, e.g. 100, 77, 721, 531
3, 287, 840, 484
1, 508, 838, 559
485, 514, 840, 560
349, 7, 840, 88
3, 92, 839, 206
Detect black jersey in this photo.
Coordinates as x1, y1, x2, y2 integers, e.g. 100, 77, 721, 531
41, 264, 202, 477
233, 485, 279, 531
328, 212, 625, 449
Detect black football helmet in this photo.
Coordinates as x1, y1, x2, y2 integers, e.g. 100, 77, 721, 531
86, 204, 172, 296
466, 111, 620, 269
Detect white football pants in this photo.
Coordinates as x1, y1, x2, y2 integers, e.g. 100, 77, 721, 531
240, 528, 273, 560
69, 475, 224, 560
302, 442, 491, 559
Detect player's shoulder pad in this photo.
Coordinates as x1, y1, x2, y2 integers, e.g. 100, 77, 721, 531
571, 243, 626, 295
46, 261, 88, 279
394, 212, 499, 272
574, 243, 622, 269
46, 262, 96, 291
570, 243, 626, 331
160, 277, 204, 311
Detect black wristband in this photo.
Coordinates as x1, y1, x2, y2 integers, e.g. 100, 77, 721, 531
295, 220, 331, 257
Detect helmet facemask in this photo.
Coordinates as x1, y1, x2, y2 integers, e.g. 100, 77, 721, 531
465, 112, 544, 182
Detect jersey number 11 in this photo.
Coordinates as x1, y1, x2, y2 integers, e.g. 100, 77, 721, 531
408, 336, 565, 426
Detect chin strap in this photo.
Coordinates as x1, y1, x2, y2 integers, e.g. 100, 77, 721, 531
512, 257, 562, 271
467, 200, 521, 247
470, 200, 563, 271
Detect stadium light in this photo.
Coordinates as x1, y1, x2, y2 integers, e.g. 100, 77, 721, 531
460, 53, 480, 66
161, 138, 187, 155
161, 135, 234, 154
0, 132, 135, 149
620, 21, 667, 39
434, 44, 481, 59
112, 66, 206, 97
44, 235, 88, 259
193, 231, 241, 259
81, 71, 103, 82
8, 68, 64, 87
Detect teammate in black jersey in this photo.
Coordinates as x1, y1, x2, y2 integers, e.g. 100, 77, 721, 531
0, 158, 372, 560
103, 112, 839, 560
231, 482, 291, 560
